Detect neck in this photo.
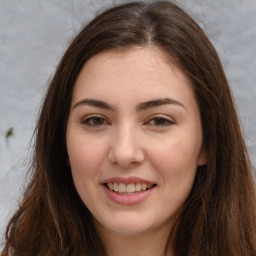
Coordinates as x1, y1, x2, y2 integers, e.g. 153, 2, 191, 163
96, 225, 174, 256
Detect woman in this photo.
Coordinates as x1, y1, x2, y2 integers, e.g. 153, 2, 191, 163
2, 1, 256, 255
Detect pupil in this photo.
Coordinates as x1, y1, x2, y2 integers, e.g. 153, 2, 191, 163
155, 118, 165, 125
94, 117, 103, 125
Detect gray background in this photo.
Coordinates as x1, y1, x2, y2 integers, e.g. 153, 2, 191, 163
1, 0, 256, 237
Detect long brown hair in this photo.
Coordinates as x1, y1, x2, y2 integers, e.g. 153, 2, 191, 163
2, 1, 256, 255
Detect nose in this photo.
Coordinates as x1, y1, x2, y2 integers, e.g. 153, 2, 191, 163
108, 125, 145, 168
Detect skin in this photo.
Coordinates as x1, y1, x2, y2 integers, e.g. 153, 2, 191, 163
66, 47, 207, 256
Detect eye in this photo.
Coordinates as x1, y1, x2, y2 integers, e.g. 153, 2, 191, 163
81, 116, 109, 127
147, 116, 174, 127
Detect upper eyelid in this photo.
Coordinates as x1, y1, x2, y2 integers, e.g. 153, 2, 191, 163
81, 114, 108, 120
146, 114, 174, 122
81, 114, 110, 124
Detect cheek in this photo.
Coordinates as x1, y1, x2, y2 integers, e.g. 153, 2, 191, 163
151, 139, 199, 168
148, 135, 200, 187
67, 132, 108, 182
66, 135, 108, 208
149, 139, 199, 212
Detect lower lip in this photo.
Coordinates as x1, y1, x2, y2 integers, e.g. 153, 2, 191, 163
102, 185, 155, 205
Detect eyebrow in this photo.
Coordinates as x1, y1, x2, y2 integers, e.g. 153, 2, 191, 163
73, 99, 114, 110
136, 98, 185, 111
72, 98, 185, 111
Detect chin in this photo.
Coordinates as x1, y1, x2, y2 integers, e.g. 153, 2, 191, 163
93, 210, 171, 237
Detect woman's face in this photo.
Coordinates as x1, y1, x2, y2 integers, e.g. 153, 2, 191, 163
66, 47, 207, 237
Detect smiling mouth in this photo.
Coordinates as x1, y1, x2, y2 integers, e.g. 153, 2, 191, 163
104, 182, 157, 195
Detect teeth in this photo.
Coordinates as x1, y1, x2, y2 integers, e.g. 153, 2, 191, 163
108, 183, 114, 190
141, 184, 147, 191
127, 183, 135, 193
113, 182, 119, 192
119, 183, 126, 193
106, 182, 154, 193
135, 183, 142, 191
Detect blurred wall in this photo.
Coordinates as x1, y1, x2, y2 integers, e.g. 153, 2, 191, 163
1, 0, 256, 235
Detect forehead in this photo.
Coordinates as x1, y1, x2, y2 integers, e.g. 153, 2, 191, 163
72, 47, 196, 109
76, 47, 183, 83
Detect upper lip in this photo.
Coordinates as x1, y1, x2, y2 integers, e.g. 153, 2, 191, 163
101, 176, 156, 185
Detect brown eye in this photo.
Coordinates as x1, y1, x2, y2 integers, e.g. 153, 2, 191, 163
82, 116, 108, 127
148, 117, 173, 126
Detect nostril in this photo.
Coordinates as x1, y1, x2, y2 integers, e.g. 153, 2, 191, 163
108, 138, 145, 167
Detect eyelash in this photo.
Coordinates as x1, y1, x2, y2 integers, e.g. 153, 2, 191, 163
81, 115, 109, 127
146, 116, 174, 127
81, 115, 174, 128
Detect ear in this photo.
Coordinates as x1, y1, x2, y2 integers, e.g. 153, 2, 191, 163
197, 147, 208, 166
